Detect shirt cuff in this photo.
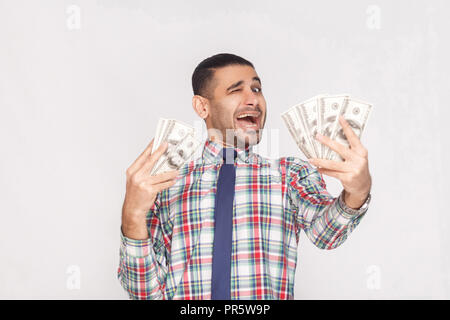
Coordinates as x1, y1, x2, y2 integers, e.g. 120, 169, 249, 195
336, 190, 371, 219
120, 227, 152, 258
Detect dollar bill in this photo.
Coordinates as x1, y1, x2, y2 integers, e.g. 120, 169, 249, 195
282, 94, 372, 162
151, 118, 166, 154
320, 94, 350, 160
151, 132, 201, 175
153, 119, 194, 152
151, 118, 195, 171
297, 95, 324, 158
327, 98, 372, 161
281, 106, 315, 159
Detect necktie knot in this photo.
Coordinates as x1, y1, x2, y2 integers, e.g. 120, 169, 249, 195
220, 148, 237, 165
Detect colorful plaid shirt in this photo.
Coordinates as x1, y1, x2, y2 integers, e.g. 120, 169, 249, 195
117, 139, 369, 300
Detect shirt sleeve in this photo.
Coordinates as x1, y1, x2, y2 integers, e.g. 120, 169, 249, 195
117, 193, 169, 299
285, 157, 369, 250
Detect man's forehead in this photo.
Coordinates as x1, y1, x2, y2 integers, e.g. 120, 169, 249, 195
214, 65, 260, 87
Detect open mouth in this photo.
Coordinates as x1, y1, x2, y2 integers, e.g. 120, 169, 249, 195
235, 112, 261, 131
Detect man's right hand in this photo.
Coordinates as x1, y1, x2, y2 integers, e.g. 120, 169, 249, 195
121, 139, 179, 240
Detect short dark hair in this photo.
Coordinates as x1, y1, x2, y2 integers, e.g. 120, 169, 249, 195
192, 53, 254, 99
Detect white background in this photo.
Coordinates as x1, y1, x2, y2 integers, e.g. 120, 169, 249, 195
1, 0, 449, 299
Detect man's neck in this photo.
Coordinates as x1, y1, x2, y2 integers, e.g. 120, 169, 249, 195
209, 136, 252, 150
209, 136, 235, 149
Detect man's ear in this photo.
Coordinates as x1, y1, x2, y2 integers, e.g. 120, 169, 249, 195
192, 95, 209, 120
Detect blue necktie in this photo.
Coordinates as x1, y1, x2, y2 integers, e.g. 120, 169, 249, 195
211, 148, 237, 300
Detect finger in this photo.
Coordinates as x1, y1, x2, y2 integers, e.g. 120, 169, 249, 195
128, 138, 154, 175
140, 141, 169, 174
148, 169, 179, 184
153, 178, 178, 192
338, 115, 364, 150
308, 158, 349, 172
315, 133, 352, 160
317, 168, 343, 180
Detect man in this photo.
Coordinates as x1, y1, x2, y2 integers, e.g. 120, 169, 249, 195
118, 53, 372, 300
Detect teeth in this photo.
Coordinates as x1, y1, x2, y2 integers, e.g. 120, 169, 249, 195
237, 113, 259, 119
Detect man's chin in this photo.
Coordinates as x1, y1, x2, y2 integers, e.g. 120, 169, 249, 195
234, 130, 262, 149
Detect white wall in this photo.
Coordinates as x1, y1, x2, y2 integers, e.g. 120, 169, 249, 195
1, 0, 449, 299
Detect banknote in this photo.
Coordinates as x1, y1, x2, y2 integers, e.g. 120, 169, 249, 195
151, 118, 196, 172
281, 106, 315, 159
282, 94, 372, 162
151, 132, 201, 175
327, 98, 372, 161
152, 118, 194, 154
297, 95, 324, 158
150, 118, 201, 175
319, 94, 350, 160
152, 118, 166, 154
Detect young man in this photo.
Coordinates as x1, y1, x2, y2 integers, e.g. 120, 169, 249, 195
118, 53, 372, 300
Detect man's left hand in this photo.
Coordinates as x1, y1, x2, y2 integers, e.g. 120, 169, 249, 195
308, 115, 372, 209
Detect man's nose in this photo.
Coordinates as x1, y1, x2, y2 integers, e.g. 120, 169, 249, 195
243, 88, 259, 106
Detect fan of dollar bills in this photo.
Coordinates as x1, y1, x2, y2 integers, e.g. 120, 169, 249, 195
150, 118, 202, 175
281, 94, 372, 161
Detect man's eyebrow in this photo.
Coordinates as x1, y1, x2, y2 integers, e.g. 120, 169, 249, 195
253, 77, 262, 85
226, 77, 262, 91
